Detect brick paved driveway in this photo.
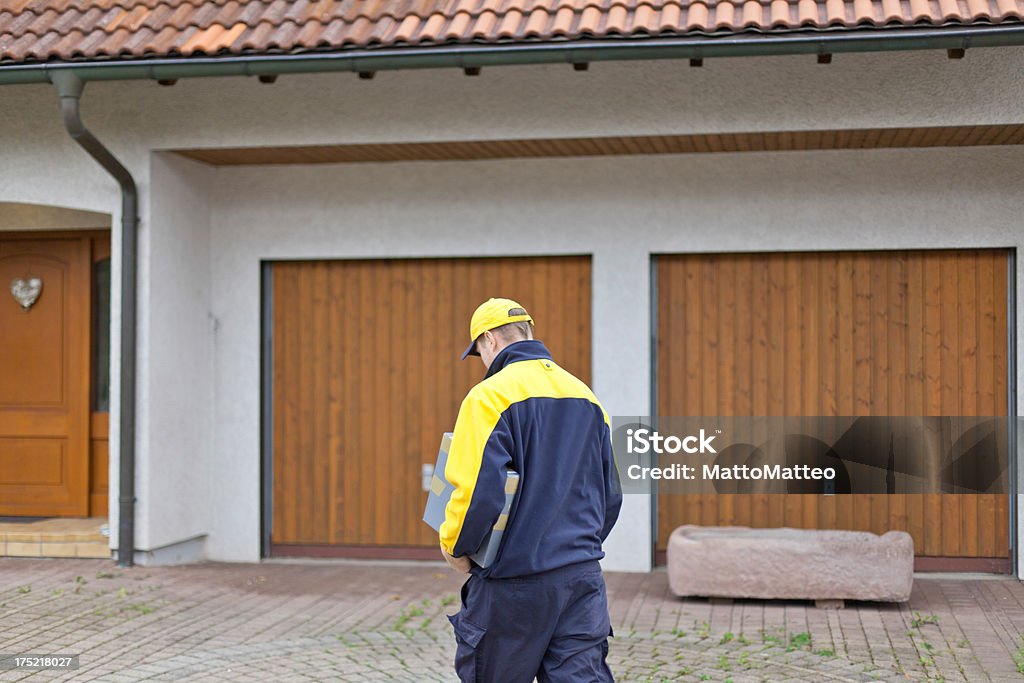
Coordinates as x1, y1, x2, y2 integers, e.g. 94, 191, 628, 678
1, 558, 1022, 681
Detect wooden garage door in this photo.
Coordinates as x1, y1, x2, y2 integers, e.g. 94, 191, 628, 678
656, 250, 1010, 563
270, 256, 591, 555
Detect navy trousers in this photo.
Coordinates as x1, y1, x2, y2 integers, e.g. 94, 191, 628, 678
447, 559, 615, 683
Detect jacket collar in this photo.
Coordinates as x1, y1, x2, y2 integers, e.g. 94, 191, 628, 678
484, 339, 552, 379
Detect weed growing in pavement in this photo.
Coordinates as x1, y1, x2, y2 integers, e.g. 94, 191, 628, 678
786, 631, 811, 652
1013, 637, 1024, 674
910, 611, 939, 628
392, 606, 417, 637
391, 598, 454, 638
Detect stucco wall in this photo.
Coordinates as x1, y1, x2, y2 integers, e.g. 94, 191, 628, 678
202, 147, 1024, 570
0, 45, 1022, 572
3, 46, 1024, 156
140, 152, 215, 558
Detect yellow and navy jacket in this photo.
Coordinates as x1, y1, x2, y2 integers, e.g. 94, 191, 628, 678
439, 339, 622, 579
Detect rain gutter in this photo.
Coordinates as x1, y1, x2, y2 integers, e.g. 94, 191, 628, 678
1, 24, 1024, 85
50, 71, 138, 568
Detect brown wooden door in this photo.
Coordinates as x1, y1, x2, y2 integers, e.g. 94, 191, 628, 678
0, 236, 92, 516
270, 256, 592, 554
655, 250, 1010, 562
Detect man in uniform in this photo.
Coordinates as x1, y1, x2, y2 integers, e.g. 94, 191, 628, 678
439, 297, 622, 683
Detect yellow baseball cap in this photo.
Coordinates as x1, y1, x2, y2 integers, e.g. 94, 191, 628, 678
460, 297, 534, 359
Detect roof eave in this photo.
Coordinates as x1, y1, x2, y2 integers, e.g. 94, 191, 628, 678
1, 23, 1023, 86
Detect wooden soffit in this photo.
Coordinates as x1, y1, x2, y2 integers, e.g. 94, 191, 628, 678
173, 123, 1024, 166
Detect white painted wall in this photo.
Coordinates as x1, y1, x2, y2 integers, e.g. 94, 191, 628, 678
201, 147, 1024, 570
138, 152, 215, 559
0, 45, 1022, 573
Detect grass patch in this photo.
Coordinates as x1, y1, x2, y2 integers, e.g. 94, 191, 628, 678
1013, 637, 1024, 674
786, 631, 812, 652
910, 611, 939, 628
126, 603, 155, 614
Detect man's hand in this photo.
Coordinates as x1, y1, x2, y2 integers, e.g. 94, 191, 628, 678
441, 545, 472, 574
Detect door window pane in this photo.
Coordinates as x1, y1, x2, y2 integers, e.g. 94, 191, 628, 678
93, 257, 110, 412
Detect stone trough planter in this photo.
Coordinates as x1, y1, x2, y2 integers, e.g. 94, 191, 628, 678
666, 524, 914, 607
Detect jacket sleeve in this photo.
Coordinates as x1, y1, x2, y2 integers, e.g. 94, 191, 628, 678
439, 388, 513, 558
599, 419, 622, 543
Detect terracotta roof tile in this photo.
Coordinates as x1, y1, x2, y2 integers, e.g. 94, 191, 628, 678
471, 9, 498, 37
1, 0, 1022, 65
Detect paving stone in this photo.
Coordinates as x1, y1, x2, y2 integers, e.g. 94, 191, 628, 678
0, 558, 1021, 681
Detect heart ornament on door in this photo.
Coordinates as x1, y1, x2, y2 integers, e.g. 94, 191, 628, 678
11, 277, 42, 311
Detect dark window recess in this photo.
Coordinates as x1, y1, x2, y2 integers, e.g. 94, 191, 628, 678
93, 257, 110, 412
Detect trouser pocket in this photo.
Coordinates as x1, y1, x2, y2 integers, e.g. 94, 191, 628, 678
448, 612, 486, 683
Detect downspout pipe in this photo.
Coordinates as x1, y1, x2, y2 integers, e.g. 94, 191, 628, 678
50, 71, 137, 568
